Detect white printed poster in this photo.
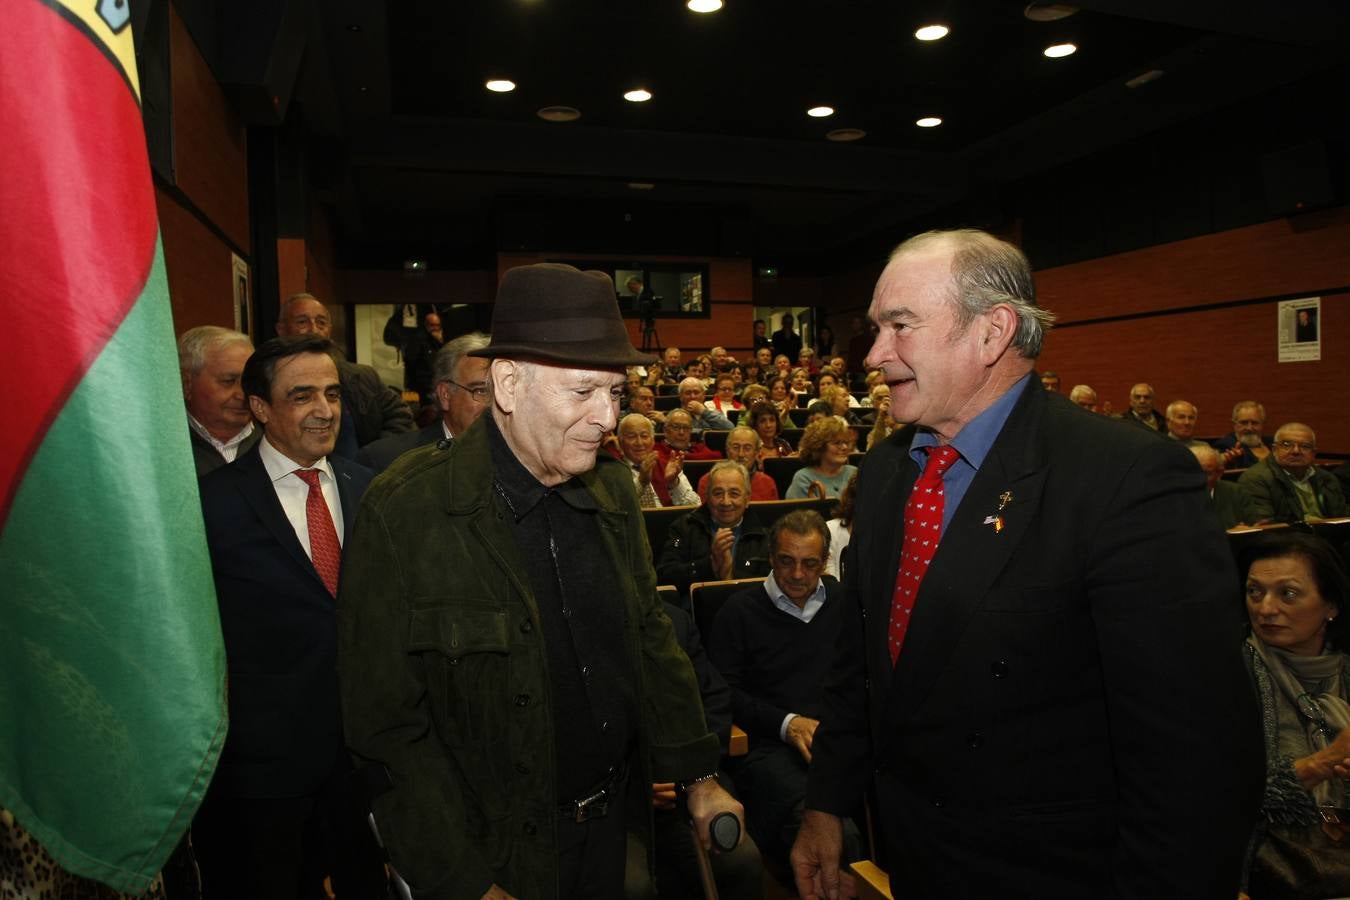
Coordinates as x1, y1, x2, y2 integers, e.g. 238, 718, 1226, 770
1278, 296, 1320, 363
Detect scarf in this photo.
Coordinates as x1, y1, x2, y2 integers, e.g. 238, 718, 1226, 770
1249, 635, 1350, 807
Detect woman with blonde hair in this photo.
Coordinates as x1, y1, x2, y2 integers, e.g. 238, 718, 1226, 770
786, 418, 858, 500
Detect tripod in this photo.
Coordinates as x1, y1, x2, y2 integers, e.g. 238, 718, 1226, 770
640, 314, 661, 352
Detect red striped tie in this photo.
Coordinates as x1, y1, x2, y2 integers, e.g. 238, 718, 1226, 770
888, 445, 960, 664
294, 469, 341, 598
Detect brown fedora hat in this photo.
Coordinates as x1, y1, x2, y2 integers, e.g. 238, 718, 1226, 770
469, 263, 654, 367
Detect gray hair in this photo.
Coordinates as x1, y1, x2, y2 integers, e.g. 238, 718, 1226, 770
707, 459, 750, 492
278, 292, 321, 321
618, 413, 654, 435
890, 228, 1055, 358
679, 376, 706, 395
433, 331, 491, 387
1069, 384, 1097, 405
1188, 444, 1222, 468
728, 425, 761, 449
178, 326, 252, 375
1165, 399, 1197, 418
768, 509, 831, 557
1232, 400, 1265, 423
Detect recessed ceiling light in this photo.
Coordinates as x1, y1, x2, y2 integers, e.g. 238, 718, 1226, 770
807, 106, 835, 118
1125, 69, 1165, 88
826, 128, 867, 142
485, 79, 516, 93
537, 105, 581, 122
347, 23, 362, 32
627, 182, 656, 190
914, 24, 949, 41
1024, 3, 1078, 22
624, 88, 653, 103
687, 0, 723, 12
916, 116, 943, 128
1043, 42, 1077, 58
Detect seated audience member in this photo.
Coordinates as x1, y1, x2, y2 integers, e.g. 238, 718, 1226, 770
708, 510, 860, 863
826, 473, 859, 580
789, 368, 813, 400
1238, 532, 1350, 899
657, 461, 771, 594
743, 362, 763, 386
1069, 384, 1098, 411
754, 346, 774, 374
828, 356, 848, 381
1189, 444, 1256, 530
626, 601, 764, 900
804, 400, 833, 427
276, 293, 414, 454
1165, 399, 1207, 447
798, 347, 820, 376
660, 409, 723, 462
711, 346, 732, 373
692, 357, 714, 388
737, 384, 769, 425
1119, 382, 1166, 432
729, 364, 745, 386
680, 376, 735, 435
1040, 371, 1061, 392
749, 401, 794, 460
628, 384, 667, 427
1238, 423, 1348, 523
711, 373, 745, 416
786, 418, 859, 499
819, 385, 861, 425
662, 346, 685, 381
866, 389, 900, 451
767, 376, 795, 422
357, 332, 490, 473
816, 370, 860, 407
178, 325, 259, 476
619, 413, 698, 508
773, 354, 792, 380
1216, 401, 1273, 468
698, 426, 779, 501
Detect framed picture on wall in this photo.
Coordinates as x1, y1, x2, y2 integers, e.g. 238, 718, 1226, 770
554, 260, 712, 320
231, 252, 251, 336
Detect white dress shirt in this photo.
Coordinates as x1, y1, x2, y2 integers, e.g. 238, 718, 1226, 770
257, 435, 344, 558
188, 416, 254, 463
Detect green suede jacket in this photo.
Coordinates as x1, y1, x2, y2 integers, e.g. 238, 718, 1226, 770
337, 416, 720, 900
1237, 456, 1348, 524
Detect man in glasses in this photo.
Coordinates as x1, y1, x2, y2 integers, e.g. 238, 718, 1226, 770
1238, 422, 1347, 523
357, 332, 490, 474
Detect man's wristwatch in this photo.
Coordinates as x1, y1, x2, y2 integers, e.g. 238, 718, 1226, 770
678, 772, 719, 793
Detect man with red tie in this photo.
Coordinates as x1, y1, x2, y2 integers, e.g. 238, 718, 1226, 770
791, 229, 1263, 899
194, 335, 385, 899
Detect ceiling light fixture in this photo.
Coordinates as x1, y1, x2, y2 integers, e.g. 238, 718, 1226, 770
916, 116, 943, 128
624, 88, 653, 102
826, 128, 867, 142
914, 24, 949, 41
1023, 3, 1078, 22
537, 105, 581, 122
627, 182, 656, 190
1043, 42, 1077, 58
485, 79, 516, 93
687, 0, 723, 12
807, 106, 835, 118
1125, 69, 1165, 88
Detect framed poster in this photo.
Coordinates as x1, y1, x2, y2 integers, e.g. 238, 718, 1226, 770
1278, 297, 1320, 363
231, 253, 251, 336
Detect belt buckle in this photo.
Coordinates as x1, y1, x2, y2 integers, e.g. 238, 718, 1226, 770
572, 788, 609, 823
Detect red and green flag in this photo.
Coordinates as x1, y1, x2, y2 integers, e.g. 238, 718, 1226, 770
0, 0, 227, 892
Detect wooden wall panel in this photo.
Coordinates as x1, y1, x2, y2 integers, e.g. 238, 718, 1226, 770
1040, 292, 1348, 450
1038, 208, 1350, 323
168, 7, 248, 254
277, 238, 307, 301
157, 186, 235, 333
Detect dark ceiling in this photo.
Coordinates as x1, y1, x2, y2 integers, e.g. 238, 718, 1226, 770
265, 0, 1349, 275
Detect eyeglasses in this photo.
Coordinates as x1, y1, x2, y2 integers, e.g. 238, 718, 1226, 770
1275, 440, 1315, 452
448, 380, 490, 403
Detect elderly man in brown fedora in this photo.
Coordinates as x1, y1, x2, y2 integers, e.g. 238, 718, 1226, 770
338, 263, 744, 900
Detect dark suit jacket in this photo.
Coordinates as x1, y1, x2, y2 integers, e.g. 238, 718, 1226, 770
1211, 480, 1256, 530
335, 355, 414, 447
356, 421, 444, 474
189, 425, 261, 477
198, 446, 373, 799
807, 376, 1263, 899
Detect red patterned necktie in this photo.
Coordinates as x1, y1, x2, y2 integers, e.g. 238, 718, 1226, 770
295, 468, 341, 598
888, 445, 960, 664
